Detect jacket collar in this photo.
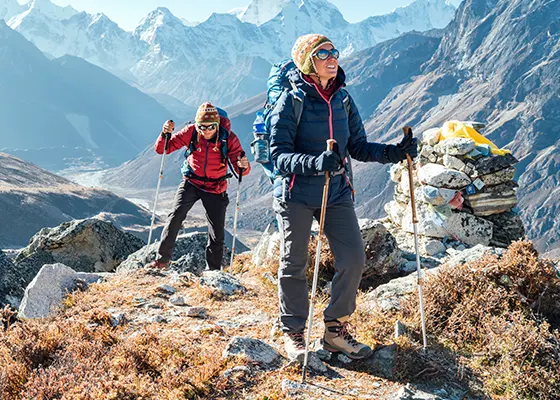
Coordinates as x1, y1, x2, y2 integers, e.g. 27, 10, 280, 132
288, 66, 346, 100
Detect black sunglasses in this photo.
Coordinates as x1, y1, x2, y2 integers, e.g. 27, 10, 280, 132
313, 48, 340, 61
197, 124, 217, 131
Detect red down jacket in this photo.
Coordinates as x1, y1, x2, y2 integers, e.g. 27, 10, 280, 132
154, 124, 250, 194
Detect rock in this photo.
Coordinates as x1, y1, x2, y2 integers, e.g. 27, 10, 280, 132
157, 284, 176, 295
222, 337, 281, 367
110, 313, 126, 327
480, 166, 516, 187
393, 385, 444, 400
149, 315, 167, 324
0, 249, 25, 308
418, 164, 471, 189
402, 202, 448, 238
422, 128, 441, 146
18, 263, 102, 319
464, 182, 518, 216
420, 145, 438, 163
390, 163, 406, 183
445, 212, 494, 246
360, 220, 404, 278
282, 379, 306, 397
472, 153, 519, 176
482, 211, 525, 248
252, 224, 281, 268
403, 261, 418, 273
117, 232, 231, 273
223, 365, 252, 378
395, 320, 407, 339
444, 244, 505, 268
420, 186, 458, 206
384, 201, 406, 227
423, 240, 446, 256
200, 271, 246, 297
13, 219, 142, 302
442, 154, 466, 171
366, 268, 441, 312
462, 121, 487, 130
338, 354, 353, 364
434, 138, 476, 156
364, 344, 398, 379
304, 351, 328, 373
316, 348, 332, 361
169, 295, 187, 306
185, 307, 207, 318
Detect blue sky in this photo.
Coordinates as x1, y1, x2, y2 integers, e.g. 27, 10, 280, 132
17, 0, 453, 31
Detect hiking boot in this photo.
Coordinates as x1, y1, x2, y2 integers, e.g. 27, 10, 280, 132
284, 331, 306, 361
323, 317, 373, 360
147, 260, 169, 270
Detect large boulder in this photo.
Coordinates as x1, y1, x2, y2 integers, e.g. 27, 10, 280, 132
483, 211, 525, 248
117, 232, 232, 273
0, 249, 25, 308
434, 138, 476, 156
417, 163, 471, 189
472, 153, 519, 176
222, 337, 281, 367
464, 182, 518, 216
13, 219, 143, 302
360, 219, 404, 278
445, 212, 494, 247
18, 263, 102, 319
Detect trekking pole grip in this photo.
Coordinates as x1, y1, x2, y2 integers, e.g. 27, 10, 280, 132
238, 151, 246, 183
326, 139, 336, 152
402, 126, 417, 223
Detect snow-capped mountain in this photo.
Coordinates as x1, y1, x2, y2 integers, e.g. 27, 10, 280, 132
0, 0, 23, 21
5, 0, 459, 107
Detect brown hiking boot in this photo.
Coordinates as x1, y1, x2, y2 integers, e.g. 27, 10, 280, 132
284, 331, 306, 361
147, 260, 169, 270
323, 317, 373, 360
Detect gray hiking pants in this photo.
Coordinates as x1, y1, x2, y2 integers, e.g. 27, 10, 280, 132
273, 198, 365, 333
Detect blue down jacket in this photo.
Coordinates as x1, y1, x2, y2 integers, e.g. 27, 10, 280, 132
269, 67, 390, 208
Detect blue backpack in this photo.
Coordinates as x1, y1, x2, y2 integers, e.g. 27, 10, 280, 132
251, 59, 352, 184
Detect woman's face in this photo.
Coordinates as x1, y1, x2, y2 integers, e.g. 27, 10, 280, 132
312, 43, 339, 80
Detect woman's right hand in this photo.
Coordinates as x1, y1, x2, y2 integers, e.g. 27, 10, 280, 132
162, 120, 175, 134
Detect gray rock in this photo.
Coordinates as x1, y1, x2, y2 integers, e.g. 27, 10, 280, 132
304, 351, 328, 373
418, 163, 471, 189
169, 295, 187, 306
422, 128, 441, 146
366, 268, 440, 312
423, 240, 446, 256
464, 182, 518, 216
149, 315, 167, 324
401, 202, 448, 238
393, 385, 445, 400
364, 344, 398, 379
395, 320, 407, 339
18, 263, 101, 319
157, 284, 176, 295
442, 154, 466, 171
434, 138, 476, 156
445, 212, 494, 246
338, 354, 353, 364
360, 219, 404, 278
282, 379, 306, 397
110, 313, 126, 327
12, 219, 142, 303
444, 244, 504, 268
0, 249, 24, 308
483, 211, 525, 248
223, 365, 252, 378
117, 232, 230, 273
472, 153, 519, 176
385, 200, 406, 226
390, 163, 406, 183
200, 271, 246, 297
403, 261, 418, 273
185, 307, 207, 318
222, 337, 281, 366
480, 166, 516, 187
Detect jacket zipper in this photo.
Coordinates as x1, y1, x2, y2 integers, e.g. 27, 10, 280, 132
203, 140, 209, 189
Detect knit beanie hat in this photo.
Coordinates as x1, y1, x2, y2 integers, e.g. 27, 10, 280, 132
195, 102, 220, 125
291, 34, 333, 76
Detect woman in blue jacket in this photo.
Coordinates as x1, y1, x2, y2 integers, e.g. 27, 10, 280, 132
269, 34, 418, 361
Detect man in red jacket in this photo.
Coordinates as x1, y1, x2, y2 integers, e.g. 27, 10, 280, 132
148, 102, 251, 270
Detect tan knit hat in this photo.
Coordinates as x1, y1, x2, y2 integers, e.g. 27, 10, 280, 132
291, 34, 333, 75
195, 102, 220, 125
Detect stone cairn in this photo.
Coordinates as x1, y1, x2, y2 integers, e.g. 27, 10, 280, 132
385, 121, 525, 251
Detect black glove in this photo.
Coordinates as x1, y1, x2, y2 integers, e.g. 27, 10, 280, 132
313, 150, 342, 172
385, 136, 419, 163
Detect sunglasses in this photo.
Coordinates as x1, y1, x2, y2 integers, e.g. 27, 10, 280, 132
313, 48, 340, 61
197, 124, 217, 132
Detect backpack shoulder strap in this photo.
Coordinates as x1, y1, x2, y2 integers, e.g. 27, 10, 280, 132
341, 89, 351, 117
289, 81, 305, 126
184, 124, 198, 158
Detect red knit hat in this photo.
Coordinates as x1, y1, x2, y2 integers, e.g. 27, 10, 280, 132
195, 102, 220, 125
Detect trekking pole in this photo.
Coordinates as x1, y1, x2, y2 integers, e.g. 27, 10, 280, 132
227, 151, 246, 270
403, 126, 428, 350
302, 139, 336, 384
147, 123, 173, 249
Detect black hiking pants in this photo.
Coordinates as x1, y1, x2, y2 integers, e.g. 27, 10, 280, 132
157, 179, 229, 270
